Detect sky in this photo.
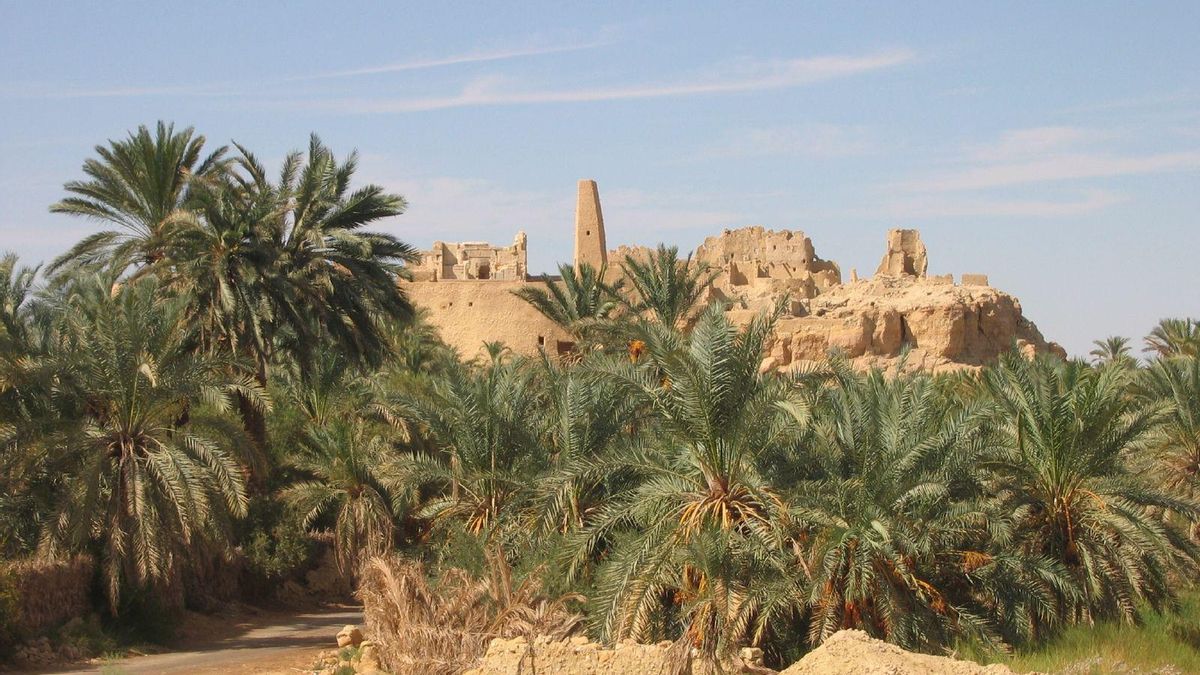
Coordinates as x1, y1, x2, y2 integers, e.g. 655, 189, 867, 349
0, 2, 1197, 357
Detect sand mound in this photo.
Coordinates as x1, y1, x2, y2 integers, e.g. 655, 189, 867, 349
781, 630, 1023, 675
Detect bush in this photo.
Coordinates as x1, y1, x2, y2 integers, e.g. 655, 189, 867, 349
238, 495, 318, 600
0, 555, 93, 651
358, 553, 581, 675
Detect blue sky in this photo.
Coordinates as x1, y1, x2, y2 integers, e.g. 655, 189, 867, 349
1, 2, 1197, 357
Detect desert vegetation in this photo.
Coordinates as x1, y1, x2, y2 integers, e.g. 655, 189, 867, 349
2, 123, 1200, 673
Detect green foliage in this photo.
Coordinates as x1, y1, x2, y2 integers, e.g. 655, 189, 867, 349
6, 122, 1200, 670
238, 496, 316, 596
38, 275, 262, 614
796, 363, 1071, 651
1145, 318, 1200, 358
512, 262, 623, 340
986, 354, 1200, 623
620, 244, 719, 328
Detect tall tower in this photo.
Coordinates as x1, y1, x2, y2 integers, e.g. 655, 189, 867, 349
573, 179, 607, 269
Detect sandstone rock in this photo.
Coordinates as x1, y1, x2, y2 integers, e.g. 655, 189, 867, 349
875, 229, 928, 278
780, 629, 1024, 674
760, 276, 1057, 373
336, 624, 364, 648
402, 180, 1058, 371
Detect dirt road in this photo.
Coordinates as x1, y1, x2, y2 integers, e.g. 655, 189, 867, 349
48, 608, 362, 675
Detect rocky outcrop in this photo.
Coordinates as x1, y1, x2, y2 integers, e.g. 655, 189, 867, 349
403, 179, 1060, 369
749, 275, 1064, 374
875, 229, 928, 278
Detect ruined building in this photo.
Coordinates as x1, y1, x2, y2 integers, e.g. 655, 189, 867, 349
402, 180, 1064, 372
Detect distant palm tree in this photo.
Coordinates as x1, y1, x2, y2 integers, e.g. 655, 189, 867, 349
282, 421, 403, 574
395, 358, 546, 535
985, 354, 1200, 623
621, 245, 719, 329
40, 275, 263, 613
1145, 318, 1200, 358
1135, 357, 1200, 505
530, 357, 638, 533
1089, 335, 1135, 367
0, 254, 56, 557
49, 122, 228, 277
513, 262, 623, 340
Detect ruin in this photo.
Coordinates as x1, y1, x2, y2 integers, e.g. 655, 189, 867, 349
401, 180, 1063, 371
410, 232, 528, 281
574, 179, 608, 269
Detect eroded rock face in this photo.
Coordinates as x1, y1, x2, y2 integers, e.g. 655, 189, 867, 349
876, 229, 928, 278
695, 227, 1061, 373
749, 275, 1060, 374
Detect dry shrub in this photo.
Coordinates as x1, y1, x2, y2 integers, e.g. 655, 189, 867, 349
0, 555, 93, 639
358, 551, 582, 674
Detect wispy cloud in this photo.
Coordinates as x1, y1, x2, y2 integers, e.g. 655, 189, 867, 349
0, 35, 611, 100
0, 83, 239, 100
285, 40, 609, 82
299, 49, 917, 113
698, 123, 878, 159
901, 150, 1200, 192
964, 126, 1105, 161
878, 190, 1124, 218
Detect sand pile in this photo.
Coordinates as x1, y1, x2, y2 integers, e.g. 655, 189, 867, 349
781, 630, 1022, 675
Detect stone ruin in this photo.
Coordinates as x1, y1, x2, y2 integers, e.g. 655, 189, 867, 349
410, 232, 529, 281
402, 180, 1064, 371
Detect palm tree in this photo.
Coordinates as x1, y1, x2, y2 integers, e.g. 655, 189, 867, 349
1135, 357, 1200, 506
984, 354, 1200, 623
395, 358, 546, 536
563, 304, 799, 655
282, 420, 403, 574
621, 245, 719, 329
1145, 318, 1200, 359
167, 138, 417, 451
794, 364, 1070, 651
512, 262, 623, 341
1089, 336, 1136, 367
265, 136, 419, 372
39, 274, 263, 613
48, 122, 228, 277
530, 356, 640, 533
0, 254, 56, 557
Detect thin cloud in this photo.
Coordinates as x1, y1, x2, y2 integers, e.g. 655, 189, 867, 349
698, 123, 878, 160
880, 190, 1124, 218
286, 40, 609, 81
301, 49, 917, 113
901, 150, 1200, 192
965, 126, 1103, 161
0, 83, 239, 100
0, 36, 611, 100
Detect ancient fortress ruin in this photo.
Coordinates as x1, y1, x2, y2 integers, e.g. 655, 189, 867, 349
404, 180, 1064, 371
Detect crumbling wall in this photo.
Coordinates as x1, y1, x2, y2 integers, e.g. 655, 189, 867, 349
405, 280, 572, 359
875, 229, 928, 278
412, 232, 528, 281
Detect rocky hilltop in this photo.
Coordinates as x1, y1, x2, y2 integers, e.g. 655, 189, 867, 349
688, 227, 1063, 373
406, 180, 1061, 371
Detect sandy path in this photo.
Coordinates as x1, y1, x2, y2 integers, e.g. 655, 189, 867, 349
45, 608, 362, 675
